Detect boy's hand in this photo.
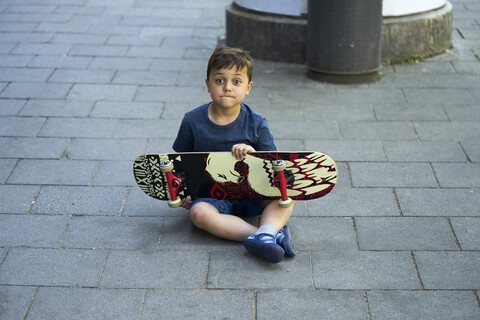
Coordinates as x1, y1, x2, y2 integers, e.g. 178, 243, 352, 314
232, 143, 255, 160
181, 197, 192, 210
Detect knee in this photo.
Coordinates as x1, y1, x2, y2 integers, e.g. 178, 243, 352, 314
189, 203, 213, 228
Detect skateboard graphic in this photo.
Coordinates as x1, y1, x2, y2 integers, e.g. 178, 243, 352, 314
133, 151, 337, 208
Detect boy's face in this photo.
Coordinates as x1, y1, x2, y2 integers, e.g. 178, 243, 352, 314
206, 66, 252, 110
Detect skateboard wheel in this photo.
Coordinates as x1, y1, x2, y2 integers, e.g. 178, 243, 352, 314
160, 160, 173, 172
168, 198, 182, 208
272, 160, 286, 171
278, 197, 293, 208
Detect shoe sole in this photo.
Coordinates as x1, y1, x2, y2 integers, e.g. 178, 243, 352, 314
243, 239, 285, 263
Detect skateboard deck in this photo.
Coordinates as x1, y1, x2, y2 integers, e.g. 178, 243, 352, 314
133, 151, 337, 207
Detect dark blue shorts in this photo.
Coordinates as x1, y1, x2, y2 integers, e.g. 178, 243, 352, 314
191, 198, 264, 217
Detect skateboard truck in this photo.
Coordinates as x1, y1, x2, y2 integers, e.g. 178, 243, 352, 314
272, 160, 293, 208
160, 160, 182, 208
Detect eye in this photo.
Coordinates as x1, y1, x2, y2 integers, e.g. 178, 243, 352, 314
215, 79, 224, 84
233, 79, 241, 85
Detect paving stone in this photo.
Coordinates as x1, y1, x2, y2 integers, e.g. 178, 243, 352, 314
0, 159, 16, 183
207, 251, 312, 289
444, 104, 480, 120
113, 70, 177, 86
20, 99, 94, 117
383, 141, 467, 162
122, 187, 184, 217
67, 84, 137, 101
0, 43, 16, 54
276, 139, 305, 151
0, 116, 46, 137
32, 186, 126, 216
0, 215, 69, 247
337, 88, 406, 104
0, 98, 26, 116
431, 73, 480, 88
373, 103, 448, 121
0, 286, 36, 320
433, 163, 480, 187
0, 82, 71, 99
356, 217, 458, 250
312, 252, 421, 289
396, 188, 480, 216
12, 43, 72, 55
269, 120, 340, 140
414, 251, 480, 289
70, 44, 128, 58
8, 160, 98, 185
66, 138, 147, 160
394, 61, 456, 73
134, 85, 204, 103
308, 187, 400, 216
404, 88, 473, 104
91, 101, 163, 119
150, 58, 205, 72
0, 67, 53, 82
176, 71, 212, 87
142, 289, 253, 320
288, 217, 357, 251
350, 162, 438, 187
51, 33, 108, 45
339, 121, 417, 140
158, 216, 246, 251
305, 140, 385, 162
88, 57, 151, 70
461, 138, 480, 162
0, 137, 69, 159
269, 87, 338, 105
101, 250, 208, 289
258, 290, 368, 320
0, 54, 35, 67
38, 118, 117, 138
373, 73, 435, 88
127, 45, 188, 59
28, 55, 93, 69
368, 291, 480, 320
414, 121, 480, 140
113, 119, 181, 139
0, 31, 54, 43
48, 69, 115, 84
161, 101, 210, 120
62, 216, 161, 249
450, 217, 480, 250
145, 138, 176, 153
303, 104, 376, 121
91, 160, 136, 186
28, 287, 144, 320
0, 185, 39, 214
0, 248, 106, 286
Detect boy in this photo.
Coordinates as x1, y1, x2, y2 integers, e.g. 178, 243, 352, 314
172, 46, 295, 263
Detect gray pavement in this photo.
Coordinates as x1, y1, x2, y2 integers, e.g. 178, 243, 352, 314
1, 0, 479, 319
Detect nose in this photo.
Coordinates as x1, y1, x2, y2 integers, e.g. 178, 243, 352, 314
224, 80, 232, 92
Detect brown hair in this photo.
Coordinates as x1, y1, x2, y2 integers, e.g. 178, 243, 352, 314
206, 46, 254, 82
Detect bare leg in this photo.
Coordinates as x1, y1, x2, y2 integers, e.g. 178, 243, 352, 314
189, 202, 258, 241
259, 200, 295, 231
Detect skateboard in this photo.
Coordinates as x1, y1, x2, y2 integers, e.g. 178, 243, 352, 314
133, 151, 337, 208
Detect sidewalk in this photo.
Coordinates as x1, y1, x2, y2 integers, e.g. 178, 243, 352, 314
1, 0, 479, 319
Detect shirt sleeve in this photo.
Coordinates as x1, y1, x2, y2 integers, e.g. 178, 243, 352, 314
254, 118, 278, 151
172, 116, 194, 152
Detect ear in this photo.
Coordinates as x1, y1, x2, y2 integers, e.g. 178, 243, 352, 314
246, 81, 253, 95
205, 78, 211, 93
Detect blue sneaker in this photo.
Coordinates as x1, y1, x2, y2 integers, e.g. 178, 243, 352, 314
276, 225, 296, 257
243, 233, 285, 263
